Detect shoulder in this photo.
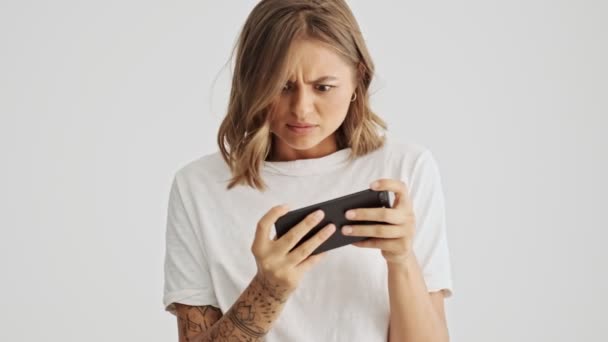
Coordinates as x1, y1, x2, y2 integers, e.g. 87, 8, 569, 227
382, 138, 430, 161
371, 137, 434, 173
172, 150, 230, 188
365, 137, 446, 193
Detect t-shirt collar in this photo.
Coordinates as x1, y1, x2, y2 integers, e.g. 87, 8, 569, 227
262, 147, 352, 176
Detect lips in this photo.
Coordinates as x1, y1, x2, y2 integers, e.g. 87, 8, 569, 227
287, 123, 317, 128
286, 123, 318, 134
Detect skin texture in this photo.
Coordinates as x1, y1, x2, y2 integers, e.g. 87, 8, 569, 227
268, 38, 357, 162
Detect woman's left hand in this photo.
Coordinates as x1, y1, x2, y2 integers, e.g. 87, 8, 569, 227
343, 179, 416, 265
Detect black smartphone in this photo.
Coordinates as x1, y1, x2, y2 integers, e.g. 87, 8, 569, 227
274, 188, 394, 255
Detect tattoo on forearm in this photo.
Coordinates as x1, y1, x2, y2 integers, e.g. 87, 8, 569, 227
177, 305, 223, 341
254, 275, 289, 304
227, 302, 265, 338
176, 276, 291, 341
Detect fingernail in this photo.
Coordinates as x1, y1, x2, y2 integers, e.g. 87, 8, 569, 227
370, 181, 379, 189
342, 226, 352, 234
345, 210, 355, 219
314, 210, 324, 218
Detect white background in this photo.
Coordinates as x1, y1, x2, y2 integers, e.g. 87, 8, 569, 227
1, 0, 606, 341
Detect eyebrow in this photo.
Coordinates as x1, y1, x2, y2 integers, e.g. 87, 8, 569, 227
287, 76, 339, 84
311, 76, 338, 83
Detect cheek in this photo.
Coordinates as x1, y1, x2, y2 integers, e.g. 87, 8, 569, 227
321, 94, 351, 118
267, 103, 285, 124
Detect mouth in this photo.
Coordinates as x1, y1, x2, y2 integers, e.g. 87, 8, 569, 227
287, 124, 315, 128
287, 123, 317, 128
286, 123, 318, 134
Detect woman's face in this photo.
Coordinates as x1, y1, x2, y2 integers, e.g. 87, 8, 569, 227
268, 38, 356, 161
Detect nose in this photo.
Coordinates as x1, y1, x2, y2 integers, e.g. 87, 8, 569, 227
290, 87, 314, 119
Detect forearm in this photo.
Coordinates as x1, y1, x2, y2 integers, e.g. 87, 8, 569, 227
191, 274, 289, 342
386, 254, 448, 342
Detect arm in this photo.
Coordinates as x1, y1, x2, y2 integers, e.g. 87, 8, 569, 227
176, 304, 222, 341
175, 274, 289, 342
386, 254, 449, 342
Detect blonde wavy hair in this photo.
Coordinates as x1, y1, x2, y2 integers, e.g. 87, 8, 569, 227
217, 0, 388, 191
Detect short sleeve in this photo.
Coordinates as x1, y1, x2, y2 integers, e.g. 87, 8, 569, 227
407, 149, 454, 297
162, 172, 220, 316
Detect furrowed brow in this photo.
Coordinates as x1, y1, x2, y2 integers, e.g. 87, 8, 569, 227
308, 76, 338, 84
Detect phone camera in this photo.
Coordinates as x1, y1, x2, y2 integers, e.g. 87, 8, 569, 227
379, 191, 387, 201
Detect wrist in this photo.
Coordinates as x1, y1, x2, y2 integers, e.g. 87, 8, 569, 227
253, 273, 293, 304
385, 250, 416, 270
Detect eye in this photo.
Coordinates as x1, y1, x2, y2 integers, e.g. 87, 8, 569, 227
316, 85, 335, 92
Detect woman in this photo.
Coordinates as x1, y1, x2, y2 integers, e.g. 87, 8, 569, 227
163, 0, 453, 341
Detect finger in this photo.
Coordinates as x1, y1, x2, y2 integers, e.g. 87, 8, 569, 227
255, 204, 289, 246
370, 178, 411, 209
341, 224, 405, 238
289, 223, 336, 265
352, 237, 402, 249
345, 207, 404, 225
297, 250, 329, 273
277, 209, 325, 254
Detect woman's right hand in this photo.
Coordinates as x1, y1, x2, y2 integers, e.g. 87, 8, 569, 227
250, 204, 335, 301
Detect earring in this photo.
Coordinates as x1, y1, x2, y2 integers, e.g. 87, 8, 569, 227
350, 93, 357, 102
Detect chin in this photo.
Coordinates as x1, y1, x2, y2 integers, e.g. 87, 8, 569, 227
274, 130, 324, 149
282, 136, 321, 150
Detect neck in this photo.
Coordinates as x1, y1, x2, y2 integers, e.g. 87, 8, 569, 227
267, 134, 339, 161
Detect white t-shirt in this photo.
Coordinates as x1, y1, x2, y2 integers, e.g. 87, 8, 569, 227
163, 137, 453, 341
